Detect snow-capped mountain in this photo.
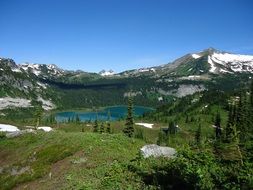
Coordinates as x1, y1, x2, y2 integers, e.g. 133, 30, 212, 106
207, 52, 253, 73
0, 58, 56, 110
19, 63, 64, 77
187, 48, 253, 74
1, 47, 253, 113
158, 48, 253, 76
99, 69, 115, 76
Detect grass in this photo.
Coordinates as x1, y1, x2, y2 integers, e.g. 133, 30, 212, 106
0, 130, 145, 190
0, 103, 231, 189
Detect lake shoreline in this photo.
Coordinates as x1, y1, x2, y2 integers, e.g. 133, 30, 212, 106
54, 105, 154, 122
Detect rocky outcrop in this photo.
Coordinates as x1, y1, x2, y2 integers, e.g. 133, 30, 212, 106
140, 144, 176, 158
0, 97, 32, 110
158, 84, 205, 97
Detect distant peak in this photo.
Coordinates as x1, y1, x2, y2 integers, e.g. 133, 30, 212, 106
99, 69, 115, 76
201, 47, 219, 54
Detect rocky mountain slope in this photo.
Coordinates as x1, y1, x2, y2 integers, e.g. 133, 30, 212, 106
122, 48, 253, 77
0, 48, 252, 113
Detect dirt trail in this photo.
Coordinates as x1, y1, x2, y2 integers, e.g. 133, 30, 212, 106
13, 151, 84, 190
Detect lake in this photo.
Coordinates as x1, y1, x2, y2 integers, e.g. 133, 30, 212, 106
55, 105, 154, 122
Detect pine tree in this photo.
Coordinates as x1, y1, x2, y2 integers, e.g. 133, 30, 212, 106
225, 106, 235, 143
107, 110, 111, 121
75, 114, 80, 124
34, 106, 43, 129
185, 114, 189, 123
224, 122, 235, 143
106, 122, 111, 133
106, 110, 111, 133
195, 124, 202, 145
123, 97, 134, 137
236, 91, 249, 143
48, 114, 55, 124
225, 105, 239, 144
100, 123, 104, 133
250, 80, 253, 107
250, 80, 253, 135
169, 121, 176, 134
214, 112, 222, 139
157, 129, 168, 145
93, 119, 99, 133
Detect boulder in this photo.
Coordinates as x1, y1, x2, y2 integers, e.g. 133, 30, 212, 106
140, 144, 176, 158
6, 129, 36, 138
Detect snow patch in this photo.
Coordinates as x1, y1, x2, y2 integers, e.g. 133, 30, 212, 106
220, 68, 233, 74
188, 75, 201, 78
209, 52, 253, 73
124, 91, 142, 97
135, 123, 154, 129
158, 97, 163, 101
37, 82, 47, 89
11, 68, 22, 73
38, 126, 53, 132
192, 54, 201, 59
138, 68, 156, 73
212, 52, 253, 63
0, 124, 20, 132
99, 70, 115, 76
20, 63, 41, 76
208, 55, 216, 73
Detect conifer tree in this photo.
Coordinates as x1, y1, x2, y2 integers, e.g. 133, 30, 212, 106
107, 110, 111, 121
250, 80, 253, 135
123, 97, 134, 137
75, 114, 80, 124
225, 105, 239, 144
34, 106, 43, 129
106, 110, 111, 133
169, 121, 176, 134
236, 91, 249, 143
93, 119, 99, 133
195, 124, 202, 145
157, 129, 168, 145
185, 114, 189, 123
49, 114, 56, 124
100, 122, 104, 133
224, 122, 235, 143
250, 80, 253, 107
214, 112, 222, 139
106, 122, 111, 133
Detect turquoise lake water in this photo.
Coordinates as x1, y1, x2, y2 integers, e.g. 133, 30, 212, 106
55, 106, 154, 122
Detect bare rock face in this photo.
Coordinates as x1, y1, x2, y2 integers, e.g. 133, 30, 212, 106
140, 144, 176, 158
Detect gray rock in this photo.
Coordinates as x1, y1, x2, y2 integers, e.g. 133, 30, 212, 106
140, 144, 176, 158
10, 166, 30, 176
6, 129, 36, 138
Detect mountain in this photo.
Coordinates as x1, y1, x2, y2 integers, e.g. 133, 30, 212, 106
0, 59, 57, 111
19, 63, 65, 77
99, 69, 115, 76
151, 48, 253, 76
0, 48, 252, 114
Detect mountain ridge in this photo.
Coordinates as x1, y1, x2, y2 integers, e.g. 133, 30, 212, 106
1, 48, 253, 113
1, 48, 253, 77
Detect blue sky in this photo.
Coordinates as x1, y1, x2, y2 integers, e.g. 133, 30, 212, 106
0, 0, 253, 72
